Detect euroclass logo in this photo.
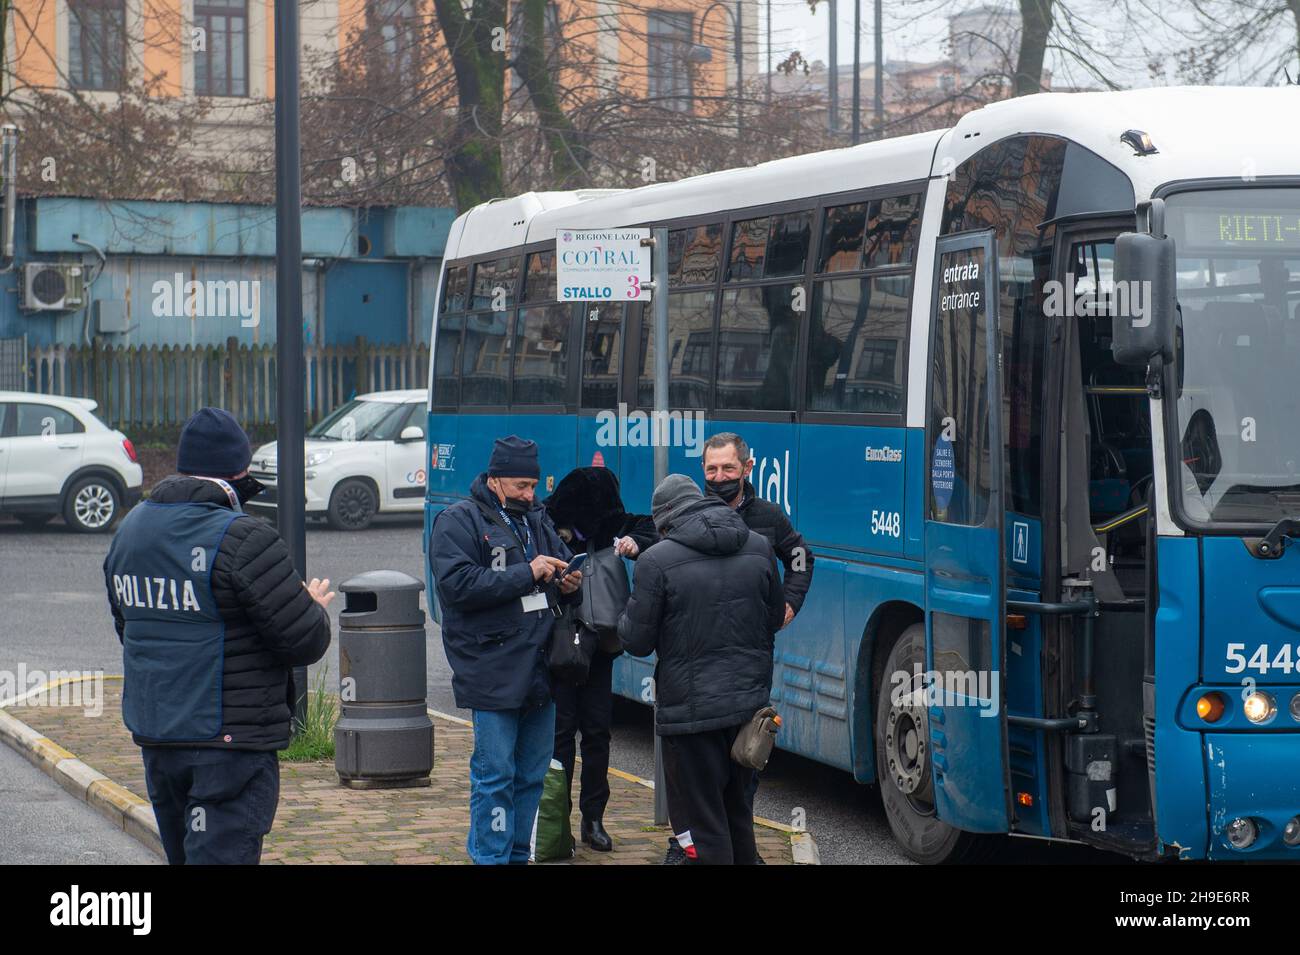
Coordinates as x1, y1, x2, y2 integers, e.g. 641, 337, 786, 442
865, 445, 903, 463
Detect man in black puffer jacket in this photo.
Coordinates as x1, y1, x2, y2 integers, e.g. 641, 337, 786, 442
618, 474, 784, 864
103, 407, 333, 865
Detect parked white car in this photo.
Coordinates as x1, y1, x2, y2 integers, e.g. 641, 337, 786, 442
0, 391, 144, 533
248, 389, 428, 531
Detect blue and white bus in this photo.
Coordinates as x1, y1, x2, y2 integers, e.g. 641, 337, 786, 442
423, 87, 1300, 863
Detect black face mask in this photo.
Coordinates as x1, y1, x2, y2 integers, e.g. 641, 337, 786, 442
706, 478, 742, 503
231, 474, 266, 504
502, 495, 530, 517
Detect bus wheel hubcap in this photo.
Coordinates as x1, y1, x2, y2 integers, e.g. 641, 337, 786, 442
886, 683, 928, 797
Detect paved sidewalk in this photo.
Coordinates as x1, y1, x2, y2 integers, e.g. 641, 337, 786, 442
0, 680, 817, 865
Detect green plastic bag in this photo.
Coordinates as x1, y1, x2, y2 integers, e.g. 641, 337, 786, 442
530, 759, 575, 862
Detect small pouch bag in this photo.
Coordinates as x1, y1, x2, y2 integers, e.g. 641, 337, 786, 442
731, 706, 782, 770
547, 607, 596, 683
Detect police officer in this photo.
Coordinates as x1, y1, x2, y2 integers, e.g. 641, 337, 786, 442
103, 407, 333, 865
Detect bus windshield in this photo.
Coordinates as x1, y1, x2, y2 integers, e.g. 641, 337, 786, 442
1165, 188, 1300, 526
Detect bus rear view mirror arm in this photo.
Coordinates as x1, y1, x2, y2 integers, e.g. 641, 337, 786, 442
1256, 518, 1300, 559
1112, 198, 1177, 368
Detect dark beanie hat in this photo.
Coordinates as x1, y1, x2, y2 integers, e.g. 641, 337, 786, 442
177, 407, 251, 479
651, 473, 702, 533
488, 435, 540, 479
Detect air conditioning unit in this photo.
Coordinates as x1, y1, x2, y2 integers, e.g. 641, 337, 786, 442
23, 262, 85, 311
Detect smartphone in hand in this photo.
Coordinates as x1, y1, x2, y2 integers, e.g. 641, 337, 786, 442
551, 552, 588, 582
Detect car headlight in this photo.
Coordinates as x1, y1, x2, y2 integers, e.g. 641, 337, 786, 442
306, 450, 333, 467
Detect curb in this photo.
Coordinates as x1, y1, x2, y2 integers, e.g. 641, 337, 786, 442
0, 705, 165, 860
435, 706, 822, 864
0, 688, 819, 866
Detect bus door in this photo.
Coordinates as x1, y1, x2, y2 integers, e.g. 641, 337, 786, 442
923, 231, 1011, 832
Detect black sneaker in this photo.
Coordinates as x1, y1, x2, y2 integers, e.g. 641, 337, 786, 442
662, 837, 689, 865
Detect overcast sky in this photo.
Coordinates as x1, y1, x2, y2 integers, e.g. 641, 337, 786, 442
762, 0, 1294, 87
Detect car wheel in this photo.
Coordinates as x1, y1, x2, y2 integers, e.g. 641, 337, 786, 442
63, 476, 121, 533
875, 623, 999, 864
327, 479, 377, 531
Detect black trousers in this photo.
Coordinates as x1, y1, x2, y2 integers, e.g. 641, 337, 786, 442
552, 648, 615, 820
140, 746, 280, 865
661, 724, 759, 865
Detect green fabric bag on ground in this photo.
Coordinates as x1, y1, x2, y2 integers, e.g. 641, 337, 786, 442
530, 759, 574, 862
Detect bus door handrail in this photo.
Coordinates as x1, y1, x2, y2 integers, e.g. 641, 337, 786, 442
1005, 595, 1101, 734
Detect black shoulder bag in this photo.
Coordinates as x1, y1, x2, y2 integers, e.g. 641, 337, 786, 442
473, 499, 594, 683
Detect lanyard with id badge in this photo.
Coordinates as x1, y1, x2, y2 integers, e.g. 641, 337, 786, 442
475, 500, 553, 616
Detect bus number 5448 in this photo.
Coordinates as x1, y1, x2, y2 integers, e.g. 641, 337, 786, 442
871, 510, 901, 538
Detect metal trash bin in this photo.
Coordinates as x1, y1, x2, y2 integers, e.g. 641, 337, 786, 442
334, 570, 434, 789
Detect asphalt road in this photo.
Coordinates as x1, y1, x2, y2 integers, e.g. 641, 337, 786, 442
0, 513, 1114, 865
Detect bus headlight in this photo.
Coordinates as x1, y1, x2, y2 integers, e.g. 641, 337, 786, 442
1226, 817, 1258, 849
1243, 691, 1276, 724
1290, 694, 1300, 722
1196, 692, 1226, 723
1284, 817, 1300, 847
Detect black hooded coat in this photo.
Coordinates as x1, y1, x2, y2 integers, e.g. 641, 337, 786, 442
617, 495, 784, 735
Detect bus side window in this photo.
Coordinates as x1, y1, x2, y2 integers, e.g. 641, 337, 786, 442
716, 283, 800, 412
433, 264, 469, 408
433, 313, 463, 408
512, 304, 569, 407
637, 291, 715, 410
581, 304, 622, 410
461, 310, 513, 406
807, 275, 909, 415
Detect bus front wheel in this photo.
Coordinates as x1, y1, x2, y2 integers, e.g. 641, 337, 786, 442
875, 623, 995, 864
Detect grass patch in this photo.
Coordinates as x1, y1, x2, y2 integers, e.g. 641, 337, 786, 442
280, 667, 338, 762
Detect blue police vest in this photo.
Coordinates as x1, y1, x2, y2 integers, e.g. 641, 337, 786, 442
104, 501, 244, 742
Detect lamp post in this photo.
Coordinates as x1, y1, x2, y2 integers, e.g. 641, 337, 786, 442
852, 0, 861, 144
873, 0, 884, 137
690, 1, 745, 136
273, 0, 308, 734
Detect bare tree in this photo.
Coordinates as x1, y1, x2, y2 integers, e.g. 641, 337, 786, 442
431, 0, 509, 209
1177, 0, 1300, 83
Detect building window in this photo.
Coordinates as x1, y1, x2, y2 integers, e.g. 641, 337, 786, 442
510, 1, 562, 92
646, 10, 693, 112
369, 0, 423, 87
194, 0, 249, 97
69, 0, 125, 91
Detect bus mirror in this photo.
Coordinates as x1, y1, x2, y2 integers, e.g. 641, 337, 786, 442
1112, 200, 1177, 367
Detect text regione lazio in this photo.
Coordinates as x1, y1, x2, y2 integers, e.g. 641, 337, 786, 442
0, 0, 1297, 931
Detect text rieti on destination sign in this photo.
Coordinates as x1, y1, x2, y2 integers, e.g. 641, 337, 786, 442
556, 228, 652, 303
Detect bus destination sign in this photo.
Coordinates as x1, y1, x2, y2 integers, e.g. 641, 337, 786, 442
556, 228, 652, 302
1176, 209, 1300, 252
